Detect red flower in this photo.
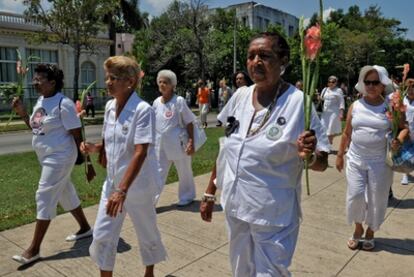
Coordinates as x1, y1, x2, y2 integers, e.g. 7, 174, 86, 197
304, 24, 322, 61
75, 100, 82, 113
385, 111, 393, 121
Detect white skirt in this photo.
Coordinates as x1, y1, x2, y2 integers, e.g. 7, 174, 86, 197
321, 111, 342, 135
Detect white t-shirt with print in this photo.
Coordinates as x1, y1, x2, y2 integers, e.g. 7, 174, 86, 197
217, 84, 330, 227
152, 95, 196, 160
31, 92, 81, 164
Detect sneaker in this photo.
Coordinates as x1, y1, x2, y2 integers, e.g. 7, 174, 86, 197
401, 174, 409, 185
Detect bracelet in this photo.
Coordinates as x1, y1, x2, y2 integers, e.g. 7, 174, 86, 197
114, 188, 127, 196
202, 192, 216, 202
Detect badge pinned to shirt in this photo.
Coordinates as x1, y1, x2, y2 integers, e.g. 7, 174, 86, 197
277, 116, 286, 126
122, 124, 129, 135
164, 110, 173, 119
266, 124, 283, 140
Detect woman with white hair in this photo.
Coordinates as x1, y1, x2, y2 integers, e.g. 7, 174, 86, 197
335, 65, 405, 251
320, 75, 345, 147
153, 69, 197, 206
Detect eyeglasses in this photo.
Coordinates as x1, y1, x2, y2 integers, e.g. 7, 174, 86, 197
363, 80, 381, 86
328, 80, 336, 84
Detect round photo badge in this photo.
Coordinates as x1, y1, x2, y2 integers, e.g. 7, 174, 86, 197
266, 124, 283, 140
164, 109, 173, 119
122, 124, 129, 135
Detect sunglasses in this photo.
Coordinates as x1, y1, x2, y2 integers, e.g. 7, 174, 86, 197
363, 80, 381, 86
328, 80, 336, 83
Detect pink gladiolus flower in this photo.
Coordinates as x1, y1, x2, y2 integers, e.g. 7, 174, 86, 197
16, 60, 22, 75
385, 111, 393, 120
304, 24, 322, 61
75, 100, 82, 113
403, 63, 410, 82
139, 70, 145, 79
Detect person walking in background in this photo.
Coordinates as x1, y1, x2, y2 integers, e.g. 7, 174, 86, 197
400, 68, 414, 185
85, 92, 95, 118
336, 65, 406, 251
153, 69, 197, 206
82, 56, 166, 277
320, 75, 345, 149
295, 80, 303, 90
11, 64, 92, 265
216, 79, 233, 127
197, 79, 210, 128
200, 32, 329, 276
232, 70, 253, 91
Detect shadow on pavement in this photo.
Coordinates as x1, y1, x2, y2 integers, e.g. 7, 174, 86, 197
156, 200, 222, 214
17, 237, 131, 271
374, 238, 414, 255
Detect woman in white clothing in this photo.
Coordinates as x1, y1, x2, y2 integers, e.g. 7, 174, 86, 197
336, 65, 405, 251
200, 32, 329, 276
400, 70, 414, 185
320, 75, 345, 146
82, 56, 166, 277
153, 69, 197, 206
11, 64, 91, 265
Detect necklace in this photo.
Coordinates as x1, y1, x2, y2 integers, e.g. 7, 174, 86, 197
247, 81, 285, 137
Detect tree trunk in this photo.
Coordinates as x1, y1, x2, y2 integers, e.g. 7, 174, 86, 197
109, 13, 116, 56
73, 44, 81, 101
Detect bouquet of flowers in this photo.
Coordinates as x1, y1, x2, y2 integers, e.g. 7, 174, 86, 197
2, 50, 39, 128
300, 0, 324, 195
76, 81, 97, 183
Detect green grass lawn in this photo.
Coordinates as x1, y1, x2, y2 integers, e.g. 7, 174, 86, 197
0, 127, 222, 231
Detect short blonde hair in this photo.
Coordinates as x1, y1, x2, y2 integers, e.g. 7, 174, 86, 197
104, 56, 141, 80
157, 69, 177, 88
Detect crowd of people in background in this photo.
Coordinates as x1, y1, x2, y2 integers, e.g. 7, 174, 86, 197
9, 30, 414, 276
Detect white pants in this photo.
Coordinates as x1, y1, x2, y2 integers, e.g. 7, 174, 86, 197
89, 183, 167, 271
345, 157, 393, 231
36, 162, 80, 220
158, 151, 196, 202
199, 103, 209, 124
226, 214, 299, 277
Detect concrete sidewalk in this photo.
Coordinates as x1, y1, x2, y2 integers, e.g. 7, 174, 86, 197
1, 153, 414, 276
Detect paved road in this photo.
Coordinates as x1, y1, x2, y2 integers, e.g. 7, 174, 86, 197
0, 113, 219, 155
0, 125, 104, 155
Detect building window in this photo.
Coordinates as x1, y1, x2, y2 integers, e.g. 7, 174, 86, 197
242, 16, 248, 27
264, 19, 270, 29
0, 47, 18, 84
81, 61, 96, 88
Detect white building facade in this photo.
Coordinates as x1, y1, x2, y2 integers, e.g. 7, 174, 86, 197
0, 11, 111, 110
226, 1, 299, 36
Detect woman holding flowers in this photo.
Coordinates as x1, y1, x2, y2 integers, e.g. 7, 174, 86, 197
200, 32, 329, 276
11, 64, 92, 265
81, 56, 166, 277
335, 65, 406, 251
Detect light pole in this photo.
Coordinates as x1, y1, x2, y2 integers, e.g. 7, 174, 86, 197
233, 10, 237, 74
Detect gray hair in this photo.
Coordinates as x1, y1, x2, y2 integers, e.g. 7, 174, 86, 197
157, 69, 177, 88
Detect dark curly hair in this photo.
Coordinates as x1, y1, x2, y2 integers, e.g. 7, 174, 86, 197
34, 64, 64, 92
232, 71, 253, 88
249, 32, 290, 61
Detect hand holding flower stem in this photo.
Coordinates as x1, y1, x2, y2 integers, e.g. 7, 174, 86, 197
300, 0, 324, 195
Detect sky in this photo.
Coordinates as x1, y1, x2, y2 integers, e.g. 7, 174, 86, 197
142, 0, 414, 39
1, 0, 413, 39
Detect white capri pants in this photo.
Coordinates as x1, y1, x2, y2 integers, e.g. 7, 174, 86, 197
345, 156, 393, 231
36, 162, 81, 220
199, 103, 209, 124
226, 213, 300, 277
158, 149, 196, 202
89, 183, 167, 271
